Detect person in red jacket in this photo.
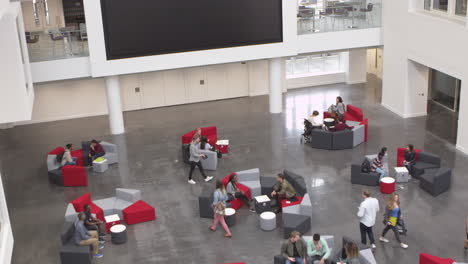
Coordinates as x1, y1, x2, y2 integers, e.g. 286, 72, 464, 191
332, 116, 354, 132
88, 140, 106, 164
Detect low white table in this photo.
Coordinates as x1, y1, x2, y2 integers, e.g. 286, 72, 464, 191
394, 166, 410, 182
224, 208, 236, 227
92, 158, 108, 173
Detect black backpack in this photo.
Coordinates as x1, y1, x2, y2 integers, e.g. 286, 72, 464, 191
361, 158, 371, 173
56, 151, 65, 163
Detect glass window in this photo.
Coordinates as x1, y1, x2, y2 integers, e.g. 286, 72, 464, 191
455, 0, 467, 16
433, 0, 448, 11
424, 0, 432, 10
286, 53, 341, 78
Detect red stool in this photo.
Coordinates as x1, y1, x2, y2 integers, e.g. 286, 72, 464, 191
123, 200, 156, 225
380, 177, 395, 194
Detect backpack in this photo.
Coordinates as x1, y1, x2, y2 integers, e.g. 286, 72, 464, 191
56, 151, 65, 163
361, 158, 371, 173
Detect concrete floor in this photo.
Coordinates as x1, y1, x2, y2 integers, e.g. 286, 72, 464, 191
1, 76, 467, 264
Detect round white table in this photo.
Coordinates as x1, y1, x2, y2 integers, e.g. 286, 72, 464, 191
324, 118, 335, 128
110, 224, 127, 244
224, 208, 236, 227
260, 211, 276, 231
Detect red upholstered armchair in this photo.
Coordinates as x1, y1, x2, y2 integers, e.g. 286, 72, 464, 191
419, 253, 455, 264
70, 193, 104, 221
324, 105, 369, 142
221, 173, 251, 210
181, 126, 218, 146
397, 147, 422, 167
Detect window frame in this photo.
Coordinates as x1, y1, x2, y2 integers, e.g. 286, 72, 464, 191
424, 0, 467, 20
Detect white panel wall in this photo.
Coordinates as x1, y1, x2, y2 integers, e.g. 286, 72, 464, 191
0, 3, 34, 124
346, 49, 368, 84
381, 0, 468, 153
83, 0, 298, 77
248, 60, 270, 96
31, 57, 91, 83
0, 173, 13, 264
26, 61, 263, 123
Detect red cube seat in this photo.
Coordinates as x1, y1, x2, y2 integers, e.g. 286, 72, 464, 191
62, 166, 87, 187
181, 126, 218, 146
123, 200, 156, 225
419, 253, 454, 264
70, 193, 104, 221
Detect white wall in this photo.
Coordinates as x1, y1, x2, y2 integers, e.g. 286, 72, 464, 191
25, 61, 269, 123
0, 2, 34, 124
342, 49, 368, 84
31, 57, 92, 83
83, 0, 298, 77
381, 0, 468, 152
0, 173, 13, 264
286, 72, 346, 89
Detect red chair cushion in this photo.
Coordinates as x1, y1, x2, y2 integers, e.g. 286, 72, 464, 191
71, 193, 92, 212
71, 149, 84, 166
123, 200, 156, 225
396, 147, 422, 167
419, 253, 454, 264
344, 105, 364, 122
62, 166, 87, 187
281, 196, 303, 208
49, 147, 65, 156
181, 126, 218, 145
221, 173, 251, 210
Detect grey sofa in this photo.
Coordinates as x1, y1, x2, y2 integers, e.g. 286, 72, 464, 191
198, 188, 214, 219
412, 152, 441, 179
100, 141, 118, 164
419, 167, 451, 196
260, 176, 277, 196
200, 149, 218, 171
274, 235, 334, 264
237, 168, 261, 197
60, 222, 92, 264
310, 126, 363, 150
351, 158, 380, 186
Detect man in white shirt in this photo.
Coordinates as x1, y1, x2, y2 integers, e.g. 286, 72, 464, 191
357, 189, 379, 249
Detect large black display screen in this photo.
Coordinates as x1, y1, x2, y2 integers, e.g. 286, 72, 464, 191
100, 0, 283, 60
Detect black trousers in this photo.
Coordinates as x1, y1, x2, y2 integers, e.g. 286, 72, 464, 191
188, 161, 207, 180
235, 192, 250, 207
382, 224, 401, 243
404, 161, 415, 175
360, 222, 375, 245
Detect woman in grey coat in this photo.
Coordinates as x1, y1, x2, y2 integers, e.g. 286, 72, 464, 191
328, 96, 346, 119
188, 135, 213, 184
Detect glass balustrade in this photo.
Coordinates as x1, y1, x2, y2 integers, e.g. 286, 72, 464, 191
297, 1, 382, 35
25, 28, 89, 62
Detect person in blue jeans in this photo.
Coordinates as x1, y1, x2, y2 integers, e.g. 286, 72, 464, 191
281, 231, 307, 264
371, 147, 387, 181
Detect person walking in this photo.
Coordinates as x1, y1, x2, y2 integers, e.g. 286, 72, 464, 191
357, 189, 379, 249
188, 134, 213, 184
379, 193, 408, 249
209, 180, 232, 238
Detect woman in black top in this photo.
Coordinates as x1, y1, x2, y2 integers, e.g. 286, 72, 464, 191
402, 144, 416, 176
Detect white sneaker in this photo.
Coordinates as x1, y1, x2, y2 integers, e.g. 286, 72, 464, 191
379, 237, 389, 243
400, 243, 408, 249
371, 243, 376, 249
188, 179, 196, 184
205, 176, 213, 182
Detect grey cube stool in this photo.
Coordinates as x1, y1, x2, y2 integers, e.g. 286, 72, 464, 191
110, 224, 127, 244
224, 208, 236, 227
92, 159, 108, 173
259, 211, 276, 231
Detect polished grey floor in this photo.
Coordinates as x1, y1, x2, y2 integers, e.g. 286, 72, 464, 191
1, 75, 467, 264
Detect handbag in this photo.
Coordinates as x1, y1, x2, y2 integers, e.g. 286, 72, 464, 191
214, 201, 226, 215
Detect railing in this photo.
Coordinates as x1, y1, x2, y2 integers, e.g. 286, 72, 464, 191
25, 28, 89, 62
297, 1, 382, 35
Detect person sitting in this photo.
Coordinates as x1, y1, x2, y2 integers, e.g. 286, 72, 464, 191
74, 212, 104, 258
61, 144, 77, 166
83, 204, 106, 239
271, 173, 296, 212
307, 233, 331, 264
372, 147, 387, 181
226, 173, 255, 212
281, 231, 308, 264
308, 111, 323, 129
337, 241, 361, 264
328, 96, 346, 119
402, 144, 416, 176
88, 140, 106, 165
332, 117, 354, 132
198, 135, 212, 150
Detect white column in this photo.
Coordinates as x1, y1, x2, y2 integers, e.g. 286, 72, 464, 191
269, 58, 283, 114
345, 49, 368, 84
105, 76, 125, 134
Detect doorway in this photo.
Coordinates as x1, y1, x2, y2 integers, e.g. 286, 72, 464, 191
426, 69, 461, 144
